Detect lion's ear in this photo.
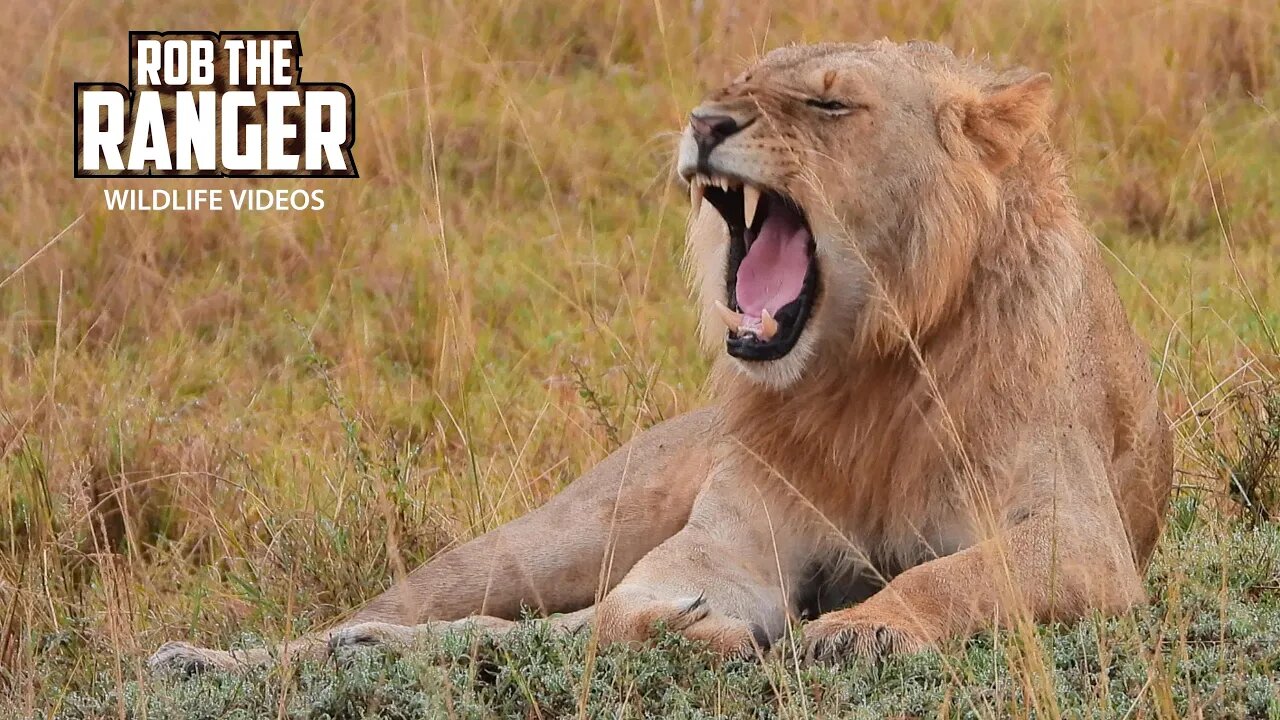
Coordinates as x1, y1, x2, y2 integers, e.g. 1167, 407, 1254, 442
939, 73, 1052, 172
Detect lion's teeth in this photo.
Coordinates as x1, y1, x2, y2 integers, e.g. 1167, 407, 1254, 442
743, 185, 760, 227
760, 308, 778, 341
713, 300, 745, 333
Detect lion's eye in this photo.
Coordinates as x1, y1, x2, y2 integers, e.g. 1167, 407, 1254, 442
805, 98, 857, 116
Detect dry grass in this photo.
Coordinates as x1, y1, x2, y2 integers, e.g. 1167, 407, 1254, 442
1, 0, 1278, 717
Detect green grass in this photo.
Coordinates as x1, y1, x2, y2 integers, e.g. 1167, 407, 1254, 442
50, 503, 1280, 718
2, 0, 1279, 717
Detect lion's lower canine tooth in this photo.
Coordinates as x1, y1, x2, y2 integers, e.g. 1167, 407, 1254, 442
760, 308, 778, 340
743, 185, 760, 227
713, 300, 745, 332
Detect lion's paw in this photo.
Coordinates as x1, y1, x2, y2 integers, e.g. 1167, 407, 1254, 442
801, 611, 932, 663
598, 593, 769, 659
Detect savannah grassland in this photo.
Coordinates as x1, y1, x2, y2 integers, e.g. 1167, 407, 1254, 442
2, 0, 1279, 717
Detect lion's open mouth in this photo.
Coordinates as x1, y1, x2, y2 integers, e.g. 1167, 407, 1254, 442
691, 174, 819, 362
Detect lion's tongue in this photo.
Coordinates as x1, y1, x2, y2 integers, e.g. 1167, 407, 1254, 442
735, 204, 810, 320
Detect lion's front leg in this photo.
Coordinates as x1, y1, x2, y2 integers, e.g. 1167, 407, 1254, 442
804, 499, 1146, 662
595, 475, 806, 657
148, 411, 714, 673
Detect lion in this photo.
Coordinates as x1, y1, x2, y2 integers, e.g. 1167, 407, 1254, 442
149, 39, 1172, 671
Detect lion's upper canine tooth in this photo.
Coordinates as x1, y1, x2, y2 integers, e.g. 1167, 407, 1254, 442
743, 185, 760, 227
713, 300, 745, 333
760, 308, 778, 340
690, 181, 705, 209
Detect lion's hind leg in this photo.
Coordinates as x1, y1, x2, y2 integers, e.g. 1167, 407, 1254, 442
150, 608, 597, 673
327, 606, 597, 654
148, 634, 329, 674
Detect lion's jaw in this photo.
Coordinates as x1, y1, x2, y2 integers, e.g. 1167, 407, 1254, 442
678, 147, 825, 389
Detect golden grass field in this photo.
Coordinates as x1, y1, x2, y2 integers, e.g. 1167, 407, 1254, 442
2, 0, 1278, 717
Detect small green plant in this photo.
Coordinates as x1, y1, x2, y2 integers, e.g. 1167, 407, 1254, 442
1216, 383, 1280, 525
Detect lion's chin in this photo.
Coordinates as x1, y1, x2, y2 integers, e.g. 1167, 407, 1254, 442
689, 173, 821, 364
723, 327, 819, 390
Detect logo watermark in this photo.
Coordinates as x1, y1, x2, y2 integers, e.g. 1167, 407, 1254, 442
74, 31, 356, 211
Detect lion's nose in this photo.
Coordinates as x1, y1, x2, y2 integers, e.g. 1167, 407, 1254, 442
689, 113, 742, 150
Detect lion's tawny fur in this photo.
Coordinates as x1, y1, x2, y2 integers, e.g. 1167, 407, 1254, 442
150, 40, 1172, 671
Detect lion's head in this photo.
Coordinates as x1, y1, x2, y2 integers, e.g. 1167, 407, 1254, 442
678, 41, 1057, 389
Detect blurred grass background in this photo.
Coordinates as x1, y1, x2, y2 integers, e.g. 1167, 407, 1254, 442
1, 0, 1277, 717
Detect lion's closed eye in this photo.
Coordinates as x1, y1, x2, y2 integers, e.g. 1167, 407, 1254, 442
804, 98, 860, 115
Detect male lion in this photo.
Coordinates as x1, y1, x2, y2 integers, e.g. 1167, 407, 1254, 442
151, 40, 1172, 671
